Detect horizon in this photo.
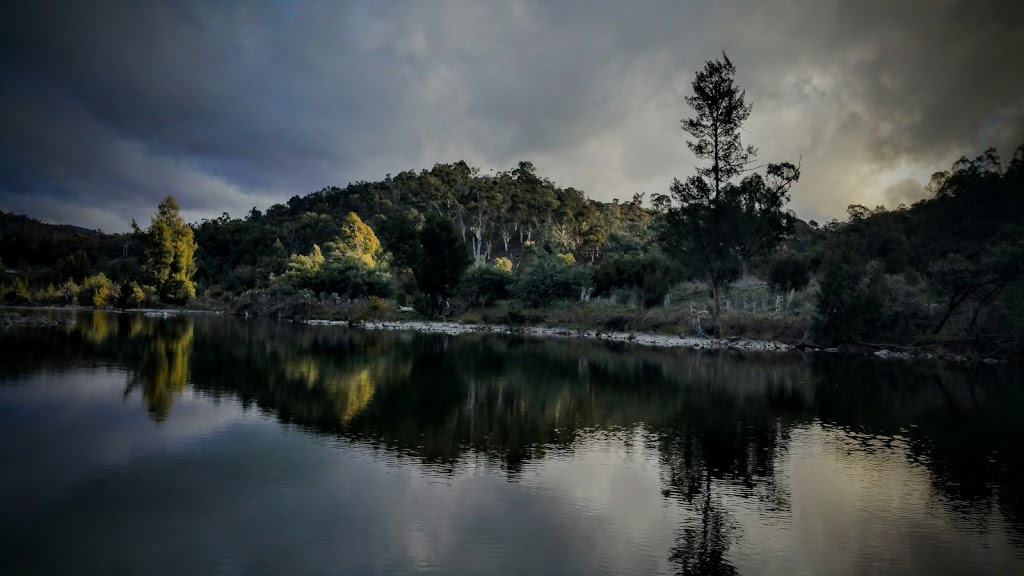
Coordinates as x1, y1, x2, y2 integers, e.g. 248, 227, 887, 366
2, 0, 1022, 233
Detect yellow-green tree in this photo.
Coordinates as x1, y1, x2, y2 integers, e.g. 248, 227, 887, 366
328, 212, 384, 268
140, 197, 197, 303
283, 214, 391, 297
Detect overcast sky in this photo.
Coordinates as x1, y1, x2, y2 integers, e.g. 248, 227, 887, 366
1, 0, 1021, 232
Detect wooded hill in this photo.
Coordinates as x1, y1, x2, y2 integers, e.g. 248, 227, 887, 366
2, 53, 1022, 359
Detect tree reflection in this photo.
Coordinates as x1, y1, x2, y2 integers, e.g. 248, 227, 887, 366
655, 355, 808, 574
670, 479, 737, 576
2, 311, 1023, 556
123, 317, 194, 422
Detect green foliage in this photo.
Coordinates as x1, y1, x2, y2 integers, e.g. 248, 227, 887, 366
2, 276, 31, 304
593, 252, 677, 308
142, 197, 197, 303
814, 252, 887, 345
59, 279, 80, 304
55, 250, 92, 283
511, 250, 591, 308
330, 212, 385, 268
765, 252, 811, 293
927, 240, 1024, 334
460, 264, 514, 307
81, 273, 120, 308
34, 283, 61, 305
282, 215, 392, 299
415, 215, 472, 311
119, 281, 146, 309
316, 256, 392, 298
285, 244, 326, 289
284, 243, 390, 299
493, 257, 513, 272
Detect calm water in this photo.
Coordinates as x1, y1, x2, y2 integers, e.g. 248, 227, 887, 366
1, 310, 1022, 575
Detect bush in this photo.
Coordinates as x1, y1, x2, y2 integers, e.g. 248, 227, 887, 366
511, 253, 591, 308
814, 252, 887, 345
162, 276, 196, 305
34, 283, 61, 305
318, 257, 392, 298
118, 281, 146, 309
460, 265, 514, 307
593, 252, 676, 308
766, 252, 811, 292
80, 273, 120, 308
367, 295, 389, 311
285, 246, 391, 300
59, 279, 80, 304
2, 276, 30, 304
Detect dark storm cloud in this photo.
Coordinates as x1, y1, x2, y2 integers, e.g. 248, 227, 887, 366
1, 0, 1020, 230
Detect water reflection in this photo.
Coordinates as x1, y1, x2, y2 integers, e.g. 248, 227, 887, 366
1, 310, 1022, 573
124, 317, 193, 422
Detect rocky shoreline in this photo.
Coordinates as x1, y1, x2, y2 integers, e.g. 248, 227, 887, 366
308, 319, 790, 353
0, 311, 74, 327
1, 305, 1006, 363
304, 319, 1007, 364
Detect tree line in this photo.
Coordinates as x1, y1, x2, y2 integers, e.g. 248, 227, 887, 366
2, 53, 1022, 358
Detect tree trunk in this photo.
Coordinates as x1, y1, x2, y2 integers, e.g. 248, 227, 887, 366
933, 292, 970, 334
471, 233, 483, 267
710, 277, 722, 337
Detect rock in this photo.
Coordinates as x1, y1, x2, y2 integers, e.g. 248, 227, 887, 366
0, 312, 73, 327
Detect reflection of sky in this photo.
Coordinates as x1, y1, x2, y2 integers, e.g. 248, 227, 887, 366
2, 367, 1023, 575
0, 367, 254, 515
0, 404, 680, 575
729, 425, 1023, 576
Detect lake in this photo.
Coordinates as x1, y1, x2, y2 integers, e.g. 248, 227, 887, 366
1, 310, 1022, 575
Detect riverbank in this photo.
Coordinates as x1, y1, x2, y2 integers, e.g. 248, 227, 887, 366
308, 318, 790, 351
0, 304, 1007, 363
0, 310, 74, 327
305, 318, 1005, 363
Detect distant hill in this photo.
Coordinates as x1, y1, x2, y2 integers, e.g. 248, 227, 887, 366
0, 210, 119, 270
0, 210, 97, 237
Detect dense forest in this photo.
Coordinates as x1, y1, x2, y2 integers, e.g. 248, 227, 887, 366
2, 55, 1022, 359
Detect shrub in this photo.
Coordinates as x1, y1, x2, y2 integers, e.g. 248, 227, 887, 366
493, 257, 513, 272
814, 252, 887, 345
119, 281, 146, 309
511, 253, 591, 308
766, 252, 811, 292
34, 283, 61, 305
593, 252, 676, 308
285, 246, 391, 299
367, 295, 389, 311
460, 265, 514, 307
162, 276, 196, 304
59, 279, 80, 304
2, 276, 30, 304
80, 273, 120, 308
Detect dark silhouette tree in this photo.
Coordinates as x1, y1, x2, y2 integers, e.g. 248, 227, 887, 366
659, 53, 799, 335
411, 213, 471, 311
